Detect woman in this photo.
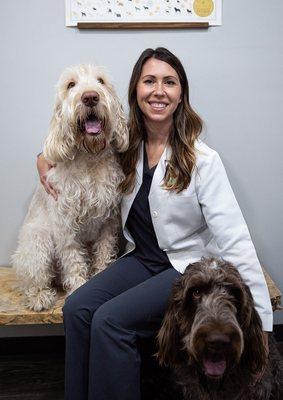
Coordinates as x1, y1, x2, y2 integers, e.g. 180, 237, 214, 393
37, 48, 272, 400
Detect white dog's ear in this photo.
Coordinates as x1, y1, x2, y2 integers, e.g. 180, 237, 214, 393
111, 98, 129, 153
43, 101, 77, 163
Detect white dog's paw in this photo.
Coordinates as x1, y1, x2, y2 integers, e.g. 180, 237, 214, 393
26, 287, 57, 311
64, 276, 87, 295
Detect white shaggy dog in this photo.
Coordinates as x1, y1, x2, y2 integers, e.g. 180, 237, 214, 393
12, 64, 128, 311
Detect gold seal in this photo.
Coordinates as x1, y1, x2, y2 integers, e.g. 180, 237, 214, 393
193, 0, 214, 17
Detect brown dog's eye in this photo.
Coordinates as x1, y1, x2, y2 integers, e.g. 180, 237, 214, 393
67, 81, 76, 90
97, 78, 104, 84
192, 288, 202, 299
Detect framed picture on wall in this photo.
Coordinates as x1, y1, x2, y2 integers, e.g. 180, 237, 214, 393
65, 0, 222, 29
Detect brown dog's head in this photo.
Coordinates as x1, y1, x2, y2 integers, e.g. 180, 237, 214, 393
157, 257, 267, 382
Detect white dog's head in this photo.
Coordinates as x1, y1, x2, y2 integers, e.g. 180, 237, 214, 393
43, 64, 128, 163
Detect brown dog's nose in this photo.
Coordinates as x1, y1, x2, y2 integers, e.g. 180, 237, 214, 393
81, 91, 99, 107
206, 332, 230, 350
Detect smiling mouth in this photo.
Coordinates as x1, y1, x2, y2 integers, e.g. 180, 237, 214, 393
78, 115, 103, 136
148, 102, 168, 110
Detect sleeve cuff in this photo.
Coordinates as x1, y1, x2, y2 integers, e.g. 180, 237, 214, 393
258, 312, 274, 332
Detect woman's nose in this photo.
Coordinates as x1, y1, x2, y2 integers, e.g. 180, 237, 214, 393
153, 82, 165, 96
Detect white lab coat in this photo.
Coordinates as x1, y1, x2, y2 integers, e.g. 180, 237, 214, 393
121, 140, 273, 331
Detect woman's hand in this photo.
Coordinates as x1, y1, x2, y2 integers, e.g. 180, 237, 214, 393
37, 153, 58, 200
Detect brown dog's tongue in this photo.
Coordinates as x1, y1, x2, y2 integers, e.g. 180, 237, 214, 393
85, 119, 102, 134
203, 359, 226, 377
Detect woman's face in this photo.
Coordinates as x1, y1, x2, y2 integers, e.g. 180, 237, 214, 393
136, 58, 182, 126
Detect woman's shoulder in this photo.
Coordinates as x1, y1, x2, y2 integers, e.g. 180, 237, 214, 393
194, 139, 221, 166
193, 140, 229, 187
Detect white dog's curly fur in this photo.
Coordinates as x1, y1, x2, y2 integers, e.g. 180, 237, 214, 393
12, 64, 128, 311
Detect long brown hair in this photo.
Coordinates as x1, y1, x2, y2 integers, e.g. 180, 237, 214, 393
120, 47, 202, 194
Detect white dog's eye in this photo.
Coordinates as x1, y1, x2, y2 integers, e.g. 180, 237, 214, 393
97, 78, 104, 84
67, 81, 76, 90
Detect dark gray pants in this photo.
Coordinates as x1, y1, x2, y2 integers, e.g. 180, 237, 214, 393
62, 255, 181, 400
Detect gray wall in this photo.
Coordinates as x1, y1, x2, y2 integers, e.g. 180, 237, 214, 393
1, 1, 282, 324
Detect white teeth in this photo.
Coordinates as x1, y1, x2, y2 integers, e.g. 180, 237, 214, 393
150, 103, 166, 109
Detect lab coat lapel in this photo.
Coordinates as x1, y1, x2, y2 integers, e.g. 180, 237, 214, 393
121, 142, 143, 228
149, 145, 171, 198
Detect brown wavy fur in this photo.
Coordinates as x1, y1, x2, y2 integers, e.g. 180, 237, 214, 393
156, 258, 283, 400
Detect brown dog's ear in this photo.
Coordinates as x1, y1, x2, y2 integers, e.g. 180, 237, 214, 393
240, 284, 268, 376
156, 279, 185, 367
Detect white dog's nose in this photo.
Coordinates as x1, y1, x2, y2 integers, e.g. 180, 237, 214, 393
81, 91, 100, 107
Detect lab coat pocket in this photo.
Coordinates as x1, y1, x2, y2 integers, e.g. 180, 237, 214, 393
166, 193, 205, 243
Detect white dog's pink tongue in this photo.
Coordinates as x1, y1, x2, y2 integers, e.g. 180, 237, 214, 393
203, 359, 226, 377
85, 119, 102, 134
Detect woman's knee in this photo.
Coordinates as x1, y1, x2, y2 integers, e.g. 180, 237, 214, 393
63, 289, 93, 326
91, 302, 120, 334
91, 300, 131, 340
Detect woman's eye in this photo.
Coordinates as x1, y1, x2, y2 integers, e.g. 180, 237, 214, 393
97, 78, 104, 84
67, 81, 76, 90
144, 79, 154, 85
165, 80, 176, 86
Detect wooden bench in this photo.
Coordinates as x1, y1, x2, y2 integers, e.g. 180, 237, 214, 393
0, 266, 281, 328
0, 266, 65, 326
262, 268, 282, 312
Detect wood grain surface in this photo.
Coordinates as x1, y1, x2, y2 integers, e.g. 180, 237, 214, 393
0, 267, 65, 326
0, 265, 281, 326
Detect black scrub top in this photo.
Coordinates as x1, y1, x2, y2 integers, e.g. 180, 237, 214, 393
126, 148, 172, 270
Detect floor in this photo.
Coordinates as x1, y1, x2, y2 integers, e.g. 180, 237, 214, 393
0, 337, 65, 400
0, 334, 282, 400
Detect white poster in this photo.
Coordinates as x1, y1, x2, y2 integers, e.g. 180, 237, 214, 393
66, 0, 222, 27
